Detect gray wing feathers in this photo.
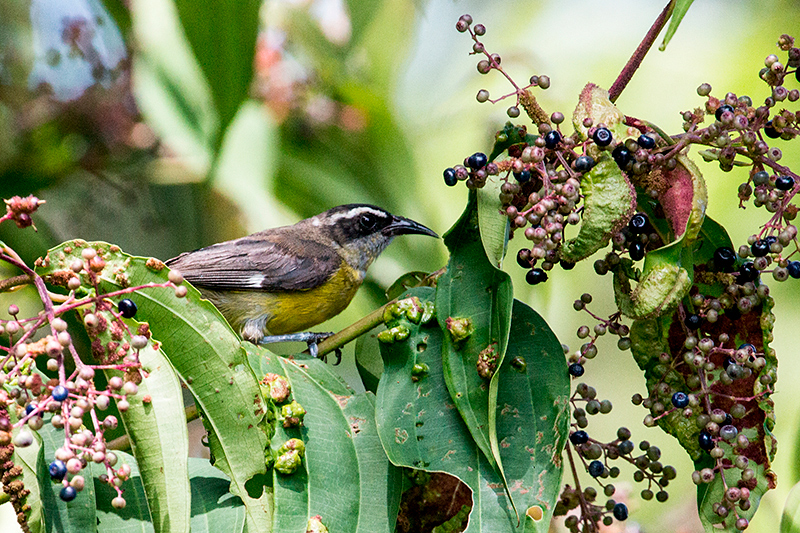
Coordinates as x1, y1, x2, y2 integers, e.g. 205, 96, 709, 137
166, 235, 338, 292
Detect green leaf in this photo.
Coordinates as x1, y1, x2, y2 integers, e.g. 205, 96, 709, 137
376, 288, 567, 531
131, 0, 217, 175
35, 419, 100, 533
436, 193, 513, 480
499, 300, 569, 532
660, 0, 695, 51
477, 176, 510, 269
248, 346, 402, 533
36, 241, 272, 533
488, 122, 538, 162
188, 458, 246, 533
354, 326, 384, 393
781, 481, 800, 533
173, 0, 261, 150
93, 451, 155, 532
12, 424, 45, 533
99, 319, 190, 533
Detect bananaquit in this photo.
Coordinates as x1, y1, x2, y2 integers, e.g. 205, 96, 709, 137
166, 204, 437, 351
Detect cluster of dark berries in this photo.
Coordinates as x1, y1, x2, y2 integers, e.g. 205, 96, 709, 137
557, 382, 677, 532
568, 293, 632, 369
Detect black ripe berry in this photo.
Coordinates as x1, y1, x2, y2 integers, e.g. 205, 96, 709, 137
637, 134, 656, 149
52, 385, 69, 402
737, 262, 759, 284
467, 152, 488, 170
671, 391, 689, 408
514, 169, 531, 183
684, 314, 702, 330
575, 155, 595, 172
60, 485, 78, 502
588, 460, 604, 477
750, 239, 769, 257
715, 104, 735, 121
118, 299, 137, 319
569, 430, 589, 445
698, 429, 715, 451
764, 121, 780, 139
560, 260, 576, 270
443, 167, 457, 186
775, 175, 795, 191
526, 268, 548, 285
629, 242, 645, 261
592, 127, 613, 147
612, 144, 633, 169
788, 260, 800, 279
544, 130, 562, 149
713, 246, 736, 272
568, 362, 585, 377
628, 213, 648, 234
49, 460, 67, 481
613, 502, 629, 521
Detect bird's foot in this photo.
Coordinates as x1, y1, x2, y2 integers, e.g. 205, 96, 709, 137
256, 332, 339, 363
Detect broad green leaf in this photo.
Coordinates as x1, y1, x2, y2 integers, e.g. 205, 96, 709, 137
12, 423, 45, 533
660, 0, 695, 51
248, 346, 402, 533
173, 0, 261, 151
499, 300, 569, 532
93, 451, 154, 532
99, 317, 190, 533
781, 481, 800, 533
35, 241, 272, 533
488, 122, 538, 163
188, 458, 246, 533
376, 288, 567, 531
35, 418, 99, 533
436, 192, 513, 481
477, 176, 509, 269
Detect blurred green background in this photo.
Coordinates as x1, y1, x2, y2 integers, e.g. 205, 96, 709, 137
1, 0, 799, 531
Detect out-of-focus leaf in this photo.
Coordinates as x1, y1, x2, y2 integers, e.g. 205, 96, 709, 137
782, 481, 800, 533
436, 192, 513, 479
248, 346, 401, 533
173, 0, 260, 150
35, 241, 272, 533
131, 0, 216, 176
385, 271, 429, 301
660, 0, 694, 51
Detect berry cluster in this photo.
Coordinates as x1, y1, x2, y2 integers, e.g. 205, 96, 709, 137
556, 381, 677, 533
0, 212, 186, 524
567, 293, 631, 374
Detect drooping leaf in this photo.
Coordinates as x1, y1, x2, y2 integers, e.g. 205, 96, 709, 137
11, 419, 45, 533
173, 0, 261, 150
187, 458, 246, 533
436, 193, 513, 480
660, 0, 695, 51
781, 481, 800, 533
477, 176, 509, 269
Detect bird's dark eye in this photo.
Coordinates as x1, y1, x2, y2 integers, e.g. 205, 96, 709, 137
359, 213, 377, 231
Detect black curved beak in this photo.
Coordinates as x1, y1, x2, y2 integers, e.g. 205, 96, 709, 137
384, 215, 438, 238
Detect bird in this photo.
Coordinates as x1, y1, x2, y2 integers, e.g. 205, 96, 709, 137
166, 204, 438, 353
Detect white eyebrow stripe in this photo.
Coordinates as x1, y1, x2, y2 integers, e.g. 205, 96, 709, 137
325, 207, 389, 224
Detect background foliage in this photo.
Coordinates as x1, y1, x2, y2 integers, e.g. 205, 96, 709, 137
1, 0, 800, 531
